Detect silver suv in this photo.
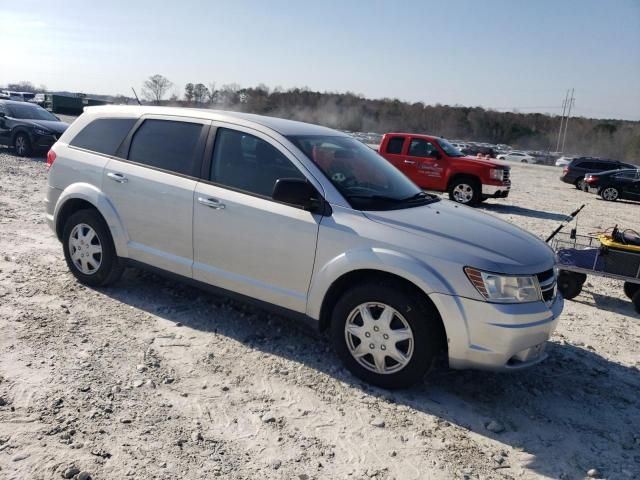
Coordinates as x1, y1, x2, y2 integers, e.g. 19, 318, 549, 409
46, 106, 563, 388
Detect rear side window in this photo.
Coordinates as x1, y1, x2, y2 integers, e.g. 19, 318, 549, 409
386, 137, 405, 154
128, 119, 203, 176
70, 118, 136, 156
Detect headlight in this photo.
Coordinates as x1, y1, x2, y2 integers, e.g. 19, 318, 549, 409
34, 128, 52, 136
464, 267, 540, 303
489, 168, 504, 181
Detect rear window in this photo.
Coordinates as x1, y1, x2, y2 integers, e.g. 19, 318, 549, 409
70, 118, 136, 156
127, 119, 203, 176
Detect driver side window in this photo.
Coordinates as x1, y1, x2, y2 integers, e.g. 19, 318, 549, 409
211, 128, 305, 198
408, 139, 438, 158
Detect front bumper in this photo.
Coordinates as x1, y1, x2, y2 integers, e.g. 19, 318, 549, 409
481, 183, 510, 198
430, 292, 563, 371
32, 132, 59, 150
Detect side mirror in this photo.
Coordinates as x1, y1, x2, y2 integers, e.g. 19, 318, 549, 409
272, 178, 321, 212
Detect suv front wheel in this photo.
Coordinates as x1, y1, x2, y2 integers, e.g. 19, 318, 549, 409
62, 209, 124, 287
330, 281, 442, 389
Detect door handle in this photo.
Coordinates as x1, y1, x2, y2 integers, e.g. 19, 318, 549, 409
107, 172, 128, 183
198, 197, 225, 210
404, 160, 416, 165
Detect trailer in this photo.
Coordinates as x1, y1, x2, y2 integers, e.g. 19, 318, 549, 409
44, 94, 111, 115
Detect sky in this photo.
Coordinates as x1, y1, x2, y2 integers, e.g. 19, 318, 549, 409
1, 0, 639, 120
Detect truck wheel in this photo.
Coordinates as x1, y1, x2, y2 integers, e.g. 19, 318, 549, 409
62, 209, 124, 287
14, 133, 32, 157
623, 282, 640, 299
557, 271, 583, 300
330, 281, 443, 389
448, 177, 481, 206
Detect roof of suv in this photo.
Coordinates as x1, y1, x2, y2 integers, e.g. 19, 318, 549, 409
83, 105, 345, 137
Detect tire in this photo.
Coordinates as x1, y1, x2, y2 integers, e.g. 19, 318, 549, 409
600, 186, 619, 202
575, 178, 585, 190
623, 282, 640, 299
14, 133, 32, 157
557, 271, 583, 300
521, 159, 528, 163
633, 290, 640, 314
62, 209, 124, 287
330, 280, 443, 389
448, 176, 481, 206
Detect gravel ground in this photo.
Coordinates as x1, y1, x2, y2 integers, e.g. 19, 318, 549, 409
0, 147, 639, 480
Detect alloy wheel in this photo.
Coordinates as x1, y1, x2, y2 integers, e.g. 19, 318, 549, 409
69, 223, 103, 275
15, 136, 27, 156
344, 302, 414, 374
602, 187, 618, 201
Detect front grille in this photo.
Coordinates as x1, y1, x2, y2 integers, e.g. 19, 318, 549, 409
537, 269, 556, 304
502, 168, 511, 185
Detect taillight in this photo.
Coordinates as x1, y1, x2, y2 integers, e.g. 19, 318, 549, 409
586, 176, 598, 183
563, 167, 568, 175
47, 149, 56, 169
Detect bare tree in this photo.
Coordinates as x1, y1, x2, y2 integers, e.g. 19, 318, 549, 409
141, 74, 173, 104
184, 83, 195, 102
7, 81, 37, 92
193, 83, 209, 103
207, 82, 216, 104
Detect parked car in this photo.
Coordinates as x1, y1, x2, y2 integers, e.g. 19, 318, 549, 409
461, 145, 497, 158
0, 100, 69, 156
584, 169, 640, 202
378, 133, 510, 206
560, 157, 637, 190
555, 156, 575, 167
1, 90, 36, 102
46, 106, 562, 388
496, 151, 537, 163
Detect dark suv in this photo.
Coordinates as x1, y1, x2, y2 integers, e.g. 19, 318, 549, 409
560, 157, 637, 190
0, 100, 69, 156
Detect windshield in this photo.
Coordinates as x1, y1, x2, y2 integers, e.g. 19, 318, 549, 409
288, 135, 438, 211
437, 138, 464, 157
8, 104, 58, 121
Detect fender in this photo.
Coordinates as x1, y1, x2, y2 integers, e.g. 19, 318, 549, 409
306, 246, 458, 320
54, 182, 130, 258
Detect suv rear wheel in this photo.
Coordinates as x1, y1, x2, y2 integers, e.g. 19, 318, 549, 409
330, 281, 442, 389
62, 209, 124, 287
448, 176, 481, 206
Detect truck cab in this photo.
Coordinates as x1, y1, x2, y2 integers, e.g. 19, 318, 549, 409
379, 133, 511, 206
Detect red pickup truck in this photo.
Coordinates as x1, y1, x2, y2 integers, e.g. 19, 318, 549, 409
378, 133, 511, 206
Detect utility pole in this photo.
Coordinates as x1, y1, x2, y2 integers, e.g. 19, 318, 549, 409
556, 89, 570, 152
561, 88, 575, 153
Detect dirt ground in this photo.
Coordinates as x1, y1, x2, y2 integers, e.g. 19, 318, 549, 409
0, 147, 638, 480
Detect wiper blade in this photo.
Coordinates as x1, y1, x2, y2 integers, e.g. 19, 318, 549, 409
401, 191, 440, 204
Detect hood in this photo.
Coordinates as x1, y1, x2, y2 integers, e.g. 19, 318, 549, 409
457, 156, 507, 168
364, 200, 554, 275
25, 119, 69, 135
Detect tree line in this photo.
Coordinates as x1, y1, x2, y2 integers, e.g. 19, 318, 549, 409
5, 76, 638, 162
